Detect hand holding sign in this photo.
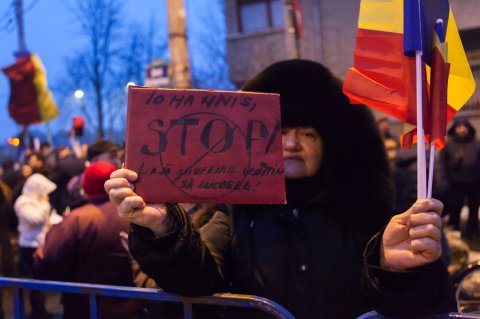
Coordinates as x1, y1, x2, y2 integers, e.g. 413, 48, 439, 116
105, 168, 175, 237
125, 87, 286, 204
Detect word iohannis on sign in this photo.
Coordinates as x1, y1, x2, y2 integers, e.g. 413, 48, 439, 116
125, 86, 286, 204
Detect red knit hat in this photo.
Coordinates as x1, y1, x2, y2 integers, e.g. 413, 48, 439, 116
82, 161, 116, 199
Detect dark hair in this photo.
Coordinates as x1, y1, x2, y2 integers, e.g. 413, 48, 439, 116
25, 152, 44, 163
2, 159, 15, 171
87, 140, 120, 162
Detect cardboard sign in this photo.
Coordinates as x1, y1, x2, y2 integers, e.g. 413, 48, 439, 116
125, 86, 286, 204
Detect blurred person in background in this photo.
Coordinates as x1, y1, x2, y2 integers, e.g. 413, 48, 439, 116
26, 152, 50, 176
34, 162, 139, 319
3, 159, 27, 235
49, 146, 86, 215
377, 117, 396, 141
61, 139, 124, 213
1, 159, 24, 196
86, 140, 123, 168
442, 119, 480, 242
0, 182, 15, 319
40, 142, 56, 172
14, 173, 57, 319
0, 170, 15, 277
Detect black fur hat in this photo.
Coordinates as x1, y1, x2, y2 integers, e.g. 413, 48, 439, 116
241, 59, 348, 134
241, 59, 394, 229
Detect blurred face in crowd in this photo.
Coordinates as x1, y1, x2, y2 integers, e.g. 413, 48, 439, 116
378, 119, 390, 135
27, 154, 43, 169
384, 138, 398, 162
282, 126, 322, 178
81, 144, 89, 159
21, 164, 32, 178
41, 145, 52, 157
455, 123, 469, 138
58, 147, 71, 160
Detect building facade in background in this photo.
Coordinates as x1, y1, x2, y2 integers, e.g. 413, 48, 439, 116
225, 0, 480, 115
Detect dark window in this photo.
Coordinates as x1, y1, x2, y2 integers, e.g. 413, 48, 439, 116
237, 0, 284, 33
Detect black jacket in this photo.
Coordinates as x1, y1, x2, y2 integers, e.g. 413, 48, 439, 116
129, 203, 454, 319
443, 120, 480, 185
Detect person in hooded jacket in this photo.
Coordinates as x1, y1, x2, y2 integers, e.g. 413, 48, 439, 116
14, 173, 57, 319
442, 119, 480, 241
33, 162, 139, 319
105, 60, 455, 318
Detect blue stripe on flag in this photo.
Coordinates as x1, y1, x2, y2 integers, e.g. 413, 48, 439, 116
404, 0, 449, 64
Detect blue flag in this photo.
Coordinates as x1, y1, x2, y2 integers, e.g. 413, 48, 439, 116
403, 0, 450, 64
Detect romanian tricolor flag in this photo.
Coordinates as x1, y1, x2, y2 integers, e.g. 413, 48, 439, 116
2, 52, 59, 125
343, 0, 476, 149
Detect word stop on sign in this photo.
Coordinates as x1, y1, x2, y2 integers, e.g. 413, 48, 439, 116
125, 86, 286, 204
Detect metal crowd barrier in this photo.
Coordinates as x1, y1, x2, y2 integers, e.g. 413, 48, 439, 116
453, 260, 480, 313
4, 277, 480, 319
0, 277, 295, 319
356, 310, 480, 319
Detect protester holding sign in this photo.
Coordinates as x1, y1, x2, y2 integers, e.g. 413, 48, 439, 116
105, 60, 455, 318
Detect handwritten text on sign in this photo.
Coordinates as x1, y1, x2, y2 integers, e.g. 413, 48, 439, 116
125, 86, 286, 204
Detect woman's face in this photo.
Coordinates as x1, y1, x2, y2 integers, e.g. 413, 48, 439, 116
282, 126, 322, 178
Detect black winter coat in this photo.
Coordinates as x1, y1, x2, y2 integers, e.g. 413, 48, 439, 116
130, 203, 455, 319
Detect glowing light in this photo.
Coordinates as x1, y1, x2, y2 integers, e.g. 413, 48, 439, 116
74, 89, 84, 99
7, 137, 20, 147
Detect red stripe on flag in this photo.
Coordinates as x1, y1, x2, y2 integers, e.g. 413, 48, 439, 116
429, 47, 450, 149
400, 62, 429, 149
2, 55, 41, 125
400, 102, 456, 149
344, 29, 417, 124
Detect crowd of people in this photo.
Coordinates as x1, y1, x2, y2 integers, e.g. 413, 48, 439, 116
0, 58, 478, 318
0, 139, 136, 319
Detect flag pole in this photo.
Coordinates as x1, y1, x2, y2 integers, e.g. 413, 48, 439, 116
46, 121, 53, 146
15, 0, 26, 52
287, 0, 301, 59
427, 144, 435, 198
416, 52, 427, 199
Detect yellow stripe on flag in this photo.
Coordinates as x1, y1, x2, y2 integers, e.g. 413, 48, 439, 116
358, 0, 403, 34
445, 9, 476, 111
31, 53, 59, 122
